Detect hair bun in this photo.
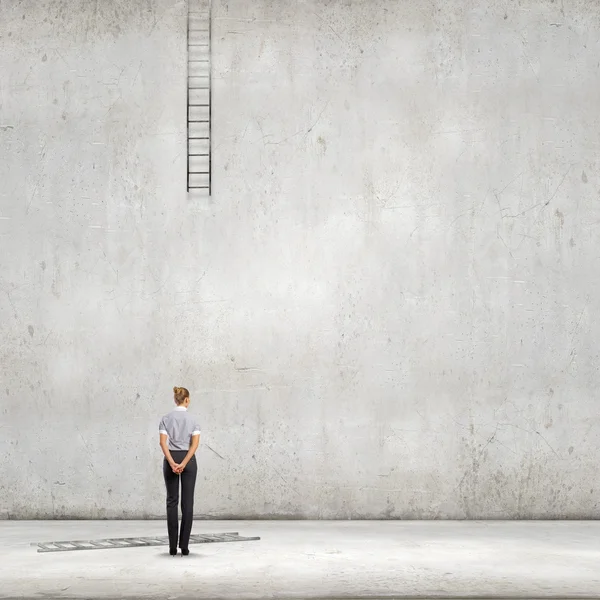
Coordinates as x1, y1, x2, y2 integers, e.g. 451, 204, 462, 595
173, 386, 190, 405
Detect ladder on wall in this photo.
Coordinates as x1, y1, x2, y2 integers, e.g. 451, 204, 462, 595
188, 0, 211, 196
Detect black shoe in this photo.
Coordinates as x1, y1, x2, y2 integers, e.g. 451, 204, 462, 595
181, 548, 189, 556
170, 547, 177, 556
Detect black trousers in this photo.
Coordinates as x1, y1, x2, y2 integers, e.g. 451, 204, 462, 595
163, 450, 197, 550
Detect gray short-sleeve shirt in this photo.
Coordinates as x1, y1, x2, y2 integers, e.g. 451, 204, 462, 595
159, 407, 201, 451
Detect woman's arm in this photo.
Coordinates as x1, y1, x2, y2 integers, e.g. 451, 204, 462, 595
159, 434, 177, 468
177, 434, 200, 471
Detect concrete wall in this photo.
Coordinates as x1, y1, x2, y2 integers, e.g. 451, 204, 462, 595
1, 0, 600, 519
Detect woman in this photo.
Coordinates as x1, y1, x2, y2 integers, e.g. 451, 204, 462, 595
159, 386, 200, 556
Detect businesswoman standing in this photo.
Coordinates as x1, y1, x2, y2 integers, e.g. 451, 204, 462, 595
159, 386, 200, 556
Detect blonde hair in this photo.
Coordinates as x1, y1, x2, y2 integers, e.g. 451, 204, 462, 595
173, 386, 190, 405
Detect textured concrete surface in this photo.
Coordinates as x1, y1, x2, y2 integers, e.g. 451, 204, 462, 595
2, 0, 600, 519
1, 521, 600, 599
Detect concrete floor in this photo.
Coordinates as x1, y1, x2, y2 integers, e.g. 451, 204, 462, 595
1, 520, 599, 599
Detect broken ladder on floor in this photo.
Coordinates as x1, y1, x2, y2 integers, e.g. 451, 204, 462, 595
33, 531, 260, 553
